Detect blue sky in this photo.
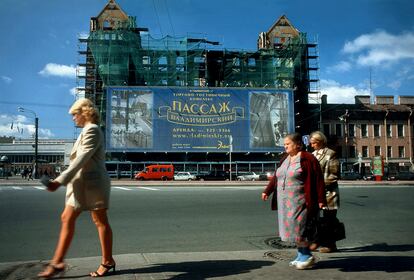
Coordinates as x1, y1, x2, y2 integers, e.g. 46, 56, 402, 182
1, 0, 413, 139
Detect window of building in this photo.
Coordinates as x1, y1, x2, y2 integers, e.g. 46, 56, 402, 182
158, 56, 167, 65
272, 57, 281, 67
248, 58, 256, 67
336, 123, 342, 137
323, 124, 330, 136
349, 146, 356, 158
361, 124, 368, 137
176, 57, 185, 65
362, 146, 369, 157
348, 124, 355, 137
194, 56, 205, 63
399, 146, 405, 158
386, 124, 392, 137
374, 146, 381, 156
374, 124, 380, 137
397, 124, 404, 137
143, 56, 150, 65
387, 146, 392, 158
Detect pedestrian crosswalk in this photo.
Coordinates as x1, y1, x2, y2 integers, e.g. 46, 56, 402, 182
0, 185, 264, 192
0, 186, 162, 192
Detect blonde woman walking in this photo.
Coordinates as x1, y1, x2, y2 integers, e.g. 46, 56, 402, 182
38, 98, 115, 278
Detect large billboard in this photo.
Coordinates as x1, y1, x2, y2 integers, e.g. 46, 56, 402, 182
106, 87, 294, 152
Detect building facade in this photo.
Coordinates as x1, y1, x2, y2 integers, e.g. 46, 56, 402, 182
314, 95, 414, 174
0, 139, 74, 176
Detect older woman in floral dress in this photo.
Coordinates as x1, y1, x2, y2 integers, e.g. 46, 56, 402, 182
262, 133, 326, 269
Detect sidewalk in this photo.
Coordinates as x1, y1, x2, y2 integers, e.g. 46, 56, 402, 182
0, 246, 413, 279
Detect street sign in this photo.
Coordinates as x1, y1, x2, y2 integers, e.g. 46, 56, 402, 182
302, 135, 310, 146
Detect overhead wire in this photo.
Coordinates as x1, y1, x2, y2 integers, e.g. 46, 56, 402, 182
164, 0, 176, 37
152, 0, 164, 38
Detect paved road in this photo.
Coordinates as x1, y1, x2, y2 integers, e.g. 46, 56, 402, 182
0, 184, 413, 264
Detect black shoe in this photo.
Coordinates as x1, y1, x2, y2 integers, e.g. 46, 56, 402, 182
90, 263, 116, 277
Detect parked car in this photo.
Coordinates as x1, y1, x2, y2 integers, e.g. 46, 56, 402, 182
134, 164, 174, 181
340, 170, 361, 180
174, 171, 197, 181
236, 171, 260, 181
395, 171, 414, 180
196, 170, 230, 181
258, 171, 275, 181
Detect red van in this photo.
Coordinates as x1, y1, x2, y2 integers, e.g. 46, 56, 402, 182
134, 164, 174, 181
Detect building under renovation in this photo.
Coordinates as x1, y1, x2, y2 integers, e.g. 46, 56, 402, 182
76, 0, 319, 169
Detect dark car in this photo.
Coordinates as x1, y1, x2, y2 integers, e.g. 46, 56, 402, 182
196, 170, 230, 181
395, 171, 414, 180
340, 171, 361, 180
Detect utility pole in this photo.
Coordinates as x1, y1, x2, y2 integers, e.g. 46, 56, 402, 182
18, 107, 39, 179
229, 135, 233, 181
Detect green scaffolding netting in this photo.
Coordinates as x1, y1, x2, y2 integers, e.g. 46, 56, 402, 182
86, 21, 309, 89
83, 16, 311, 123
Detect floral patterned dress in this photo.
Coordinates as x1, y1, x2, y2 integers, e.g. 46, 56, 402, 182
276, 155, 307, 243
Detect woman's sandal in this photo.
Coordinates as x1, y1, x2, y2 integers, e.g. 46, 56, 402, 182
89, 263, 116, 277
37, 262, 65, 278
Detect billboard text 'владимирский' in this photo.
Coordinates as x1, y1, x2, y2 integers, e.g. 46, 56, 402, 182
106, 87, 294, 153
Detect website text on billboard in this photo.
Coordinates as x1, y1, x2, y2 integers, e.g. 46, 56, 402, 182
106, 87, 294, 152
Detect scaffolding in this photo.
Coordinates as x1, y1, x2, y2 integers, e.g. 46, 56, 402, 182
77, 16, 317, 129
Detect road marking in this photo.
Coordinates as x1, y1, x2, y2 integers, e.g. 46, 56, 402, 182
12, 187, 23, 190
34, 186, 46, 190
138, 187, 160, 191
222, 186, 263, 190
114, 187, 132, 191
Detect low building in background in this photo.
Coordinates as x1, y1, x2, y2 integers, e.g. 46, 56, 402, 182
312, 95, 414, 176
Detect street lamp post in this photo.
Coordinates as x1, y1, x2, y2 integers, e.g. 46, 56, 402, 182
229, 135, 233, 181
339, 109, 349, 165
18, 107, 38, 179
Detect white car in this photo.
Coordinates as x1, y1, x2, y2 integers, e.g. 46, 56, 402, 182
236, 172, 260, 181
174, 171, 197, 181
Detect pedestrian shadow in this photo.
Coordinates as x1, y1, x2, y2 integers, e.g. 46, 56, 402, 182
315, 243, 414, 273
116, 259, 274, 279
317, 255, 414, 272
340, 243, 414, 253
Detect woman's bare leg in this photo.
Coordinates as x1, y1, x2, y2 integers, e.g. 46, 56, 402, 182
38, 205, 81, 277
90, 209, 114, 275
51, 205, 81, 264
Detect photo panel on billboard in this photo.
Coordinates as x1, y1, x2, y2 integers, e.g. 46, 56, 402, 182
106, 87, 294, 153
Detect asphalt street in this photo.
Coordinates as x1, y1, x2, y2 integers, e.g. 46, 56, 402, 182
0, 183, 413, 264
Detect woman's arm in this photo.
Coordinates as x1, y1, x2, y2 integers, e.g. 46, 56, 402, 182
54, 125, 100, 186
262, 173, 276, 200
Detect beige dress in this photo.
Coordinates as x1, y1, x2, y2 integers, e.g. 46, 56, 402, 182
55, 123, 111, 210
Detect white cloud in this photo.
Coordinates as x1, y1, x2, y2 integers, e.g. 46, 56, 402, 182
69, 87, 85, 98
320, 79, 370, 104
70, 87, 77, 97
387, 80, 402, 90
327, 61, 352, 73
1, 75, 12, 84
78, 32, 89, 40
39, 63, 76, 78
0, 114, 54, 138
343, 30, 414, 66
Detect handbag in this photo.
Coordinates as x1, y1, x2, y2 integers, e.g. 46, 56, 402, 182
317, 211, 346, 242
331, 219, 346, 241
